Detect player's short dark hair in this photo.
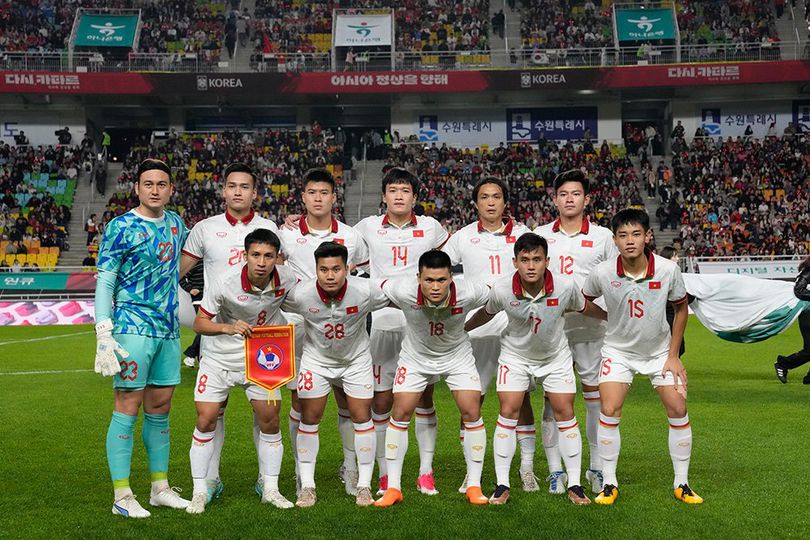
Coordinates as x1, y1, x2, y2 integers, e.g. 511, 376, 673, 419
514, 232, 548, 257
314, 241, 348, 265
553, 168, 590, 194
244, 228, 281, 253
223, 162, 256, 189
659, 245, 678, 260
382, 166, 420, 195
303, 168, 335, 191
612, 208, 650, 233
472, 176, 509, 202
418, 249, 452, 272
136, 159, 171, 182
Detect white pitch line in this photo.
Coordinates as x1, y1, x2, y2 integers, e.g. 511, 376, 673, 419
0, 369, 93, 376
0, 330, 93, 347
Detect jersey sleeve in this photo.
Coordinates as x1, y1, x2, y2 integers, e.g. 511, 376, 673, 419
352, 220, 370, 265
381, 278, 406, 307
367, 279, 391, 311
582, 267, 603, 299
603, 235, 619, 260
176, 214, 190, 246
668, 265, 688, 303
280, 285, 303, 315
96, 218, 127, 276
432, 218, 450, 249
567, 286, 586, 313
468, 282, 491, 310
484, 286, 504, 315
352, 230, 369, 266
442, 231, 462, 265
182, 220, 205, 259
199, 277, 222, 318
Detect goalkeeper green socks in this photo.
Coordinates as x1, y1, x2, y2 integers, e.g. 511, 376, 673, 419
143, 412, 171, 490
106, 411, 137, 495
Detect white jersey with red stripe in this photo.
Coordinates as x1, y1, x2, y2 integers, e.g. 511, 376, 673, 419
182, 210, 280, 286
278, 216, 368, 280
282, 276, 390, 368
443, 218, 530, 286
381, 277, 489, 368
354, 213, 450, 331
198, 264, 296, 370
485, 270, 585, 365
583, 251, 687, 361
534, 217, 616, 342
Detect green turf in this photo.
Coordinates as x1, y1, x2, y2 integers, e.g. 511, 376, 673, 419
0, 319, 808, 539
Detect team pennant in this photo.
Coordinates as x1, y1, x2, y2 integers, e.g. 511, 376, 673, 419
245, 325, 296, 394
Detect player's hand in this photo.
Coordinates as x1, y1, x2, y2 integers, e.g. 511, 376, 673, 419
225, 320, 253, 337
94, 319, 128, 377
662, 356, 688, 396
190, 288, 200, 296
283, 214, 302, 230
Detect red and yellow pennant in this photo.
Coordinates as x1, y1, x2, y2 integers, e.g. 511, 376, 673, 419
245, 325, 296, 394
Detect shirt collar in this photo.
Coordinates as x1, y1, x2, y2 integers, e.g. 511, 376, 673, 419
316, 279, 348, 304
616, 249, 656, 279
240, 264, 281, 293
477, 217, 514, 236
551, 216, 590, 235
381, 212, 418, 227
416, 282, 457, 307
512, 270, 554, 298
299, 215, 339, 235
225, 209, 255, 226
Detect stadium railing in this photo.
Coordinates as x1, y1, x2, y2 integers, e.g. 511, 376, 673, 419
0, 41, 803, 74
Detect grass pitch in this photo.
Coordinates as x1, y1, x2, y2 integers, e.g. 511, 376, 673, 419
1, 319, 808, 539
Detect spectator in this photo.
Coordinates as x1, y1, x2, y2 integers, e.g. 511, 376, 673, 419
85, 213, 98, 245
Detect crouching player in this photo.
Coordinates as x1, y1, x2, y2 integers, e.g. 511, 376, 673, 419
375, 250, 491, 507
583, 209, 702, 505
466, 233, 606, 505
187, 229, 297, 513
280, 241, 392, 508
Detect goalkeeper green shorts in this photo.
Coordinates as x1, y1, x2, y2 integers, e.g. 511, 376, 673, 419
112, 334, 181, 390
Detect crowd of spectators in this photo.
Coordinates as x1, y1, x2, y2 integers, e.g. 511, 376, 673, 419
677, 0, 779, 47
519, 0, 612, 52
652, 135, 809, 258
137, 0, 226, 61
103, 127, 350, 240
385, 139, 643, 233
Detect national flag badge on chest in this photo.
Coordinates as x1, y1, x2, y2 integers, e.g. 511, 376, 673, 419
413, 230, 424, 237
346, 306, 359, 314
506, 236, 516, 244
274, 288, 285, 297
581, 239, 593, 248
547, 298, 559, 306
171, 226, 178, 235
451, 307, 463, 315
334, 238, 345, 245
649, 281, 661, 289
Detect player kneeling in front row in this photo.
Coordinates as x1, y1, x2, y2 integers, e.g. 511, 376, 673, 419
375, 250, 492, 507
187, 229, 297, 513
583, 209, 702, 505
281, 241, 391, 508
466, 233, 606, 505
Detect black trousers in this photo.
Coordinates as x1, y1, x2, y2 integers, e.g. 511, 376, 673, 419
778, 309, 810, 369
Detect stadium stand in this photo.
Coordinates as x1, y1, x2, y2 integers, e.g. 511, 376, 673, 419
519, 0, 613, 51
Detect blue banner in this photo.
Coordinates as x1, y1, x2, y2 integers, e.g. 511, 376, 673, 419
506, 107, 598, 141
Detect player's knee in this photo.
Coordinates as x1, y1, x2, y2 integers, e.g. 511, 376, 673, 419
196, 416, 218, 432
667, 403, 687, 419
498, 402, 521, 420
460, 408, 481, 424
373, 393, 393, 414
600, 403, 622, 417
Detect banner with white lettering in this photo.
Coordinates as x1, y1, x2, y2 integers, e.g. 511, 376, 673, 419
334, 14, 392, 46
696, 260, 800, 279
506, 107, 598, 142
414, 109, 504, 146
697, 102, 791, 138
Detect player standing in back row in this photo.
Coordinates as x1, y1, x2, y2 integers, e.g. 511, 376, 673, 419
534, 169, 617, 495
94, 159, 190, 517
354, 167, 450, 495
582, 208, 702, 505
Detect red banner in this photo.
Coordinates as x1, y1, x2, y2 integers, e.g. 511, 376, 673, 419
244, 324, 296, 392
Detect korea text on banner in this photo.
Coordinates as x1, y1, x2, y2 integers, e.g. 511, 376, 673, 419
615, 8, 676, 42
334, 14, 392, 46
245, 325, 296, 392
74, 14, 139, 48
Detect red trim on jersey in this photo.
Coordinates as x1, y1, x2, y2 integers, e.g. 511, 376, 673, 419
616, 249, 655, 279
511, 270, 554, 297
225, 209, 255, 226
299, 215, 339, 235
181, 249, 202, 260
316, 279, 348, 304
240, 265, 281, 292
198, 306, 216, 318
416, 282, 457, 306
671, 294, 689, 305
476, 218, 515, 237
381, 212, 418, 227
551, 216, 590, 234
435, 233, 451, 249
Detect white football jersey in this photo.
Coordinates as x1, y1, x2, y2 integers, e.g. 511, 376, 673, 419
382, 277, 489, 368
443, 218, 530, 286
583, 252, 687, 361
282, 276, 390, 368
279, 216, 368, 280
199, 264, 296, 370
534, 217, 617, 342
354, 213, 450, 330
485, 271, 584, 365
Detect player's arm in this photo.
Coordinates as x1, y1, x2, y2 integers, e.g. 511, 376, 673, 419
662, 298, 688, 393
180, 223, 204, 278
464, 306, 495, 332
193, 309, 253, 337
578, 298, 607, 321
93, 223, 129, 376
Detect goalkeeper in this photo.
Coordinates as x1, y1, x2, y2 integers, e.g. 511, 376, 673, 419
94, 159, 190, 518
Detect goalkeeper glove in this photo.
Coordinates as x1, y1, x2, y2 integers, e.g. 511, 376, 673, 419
94, 319, 129, 377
